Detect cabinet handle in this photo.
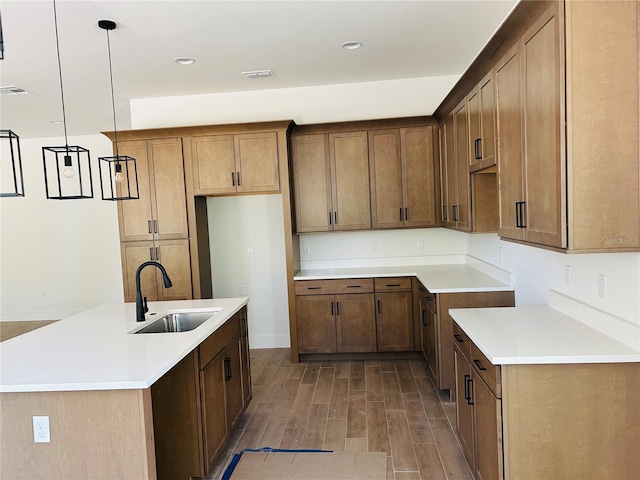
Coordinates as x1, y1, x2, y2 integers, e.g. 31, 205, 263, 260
466, 376, 474, 405
224, 357, 232, 381
515, 201, 527, 228
336, 301, 340, 316
346, 285, 361, 288
334, 211, 338, 225
149, 247, 154, 261
237, 172, 241, 186
400, 208, 403, 221
463, 374, 470, 401
478, 138, 482, 159
386, 283, 401, 287
377, 299, 381, 314
452, 205, 458, 222
148, 220, 152, 234
242, 317, 248, 338
329, 211, 332, 225
307, 286, 322, 290
231, 172, 236, 186
473, 359, 487, 371
422, 309, 427, 327
405, 208, 408, 221
454, 334, 464, 343
442, 205, 448, 221
153, 220, 158, 234
331, 301, 334, 316
474, 138, 482, 160
425, 296, 433, 302
155, 247, 160, 261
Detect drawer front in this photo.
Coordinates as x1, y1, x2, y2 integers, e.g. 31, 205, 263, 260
295, 278, 374, 295
199, 310, 242, 369
452, 322, 472, 360
374, 277, 412, 292
470, 341, 501, 398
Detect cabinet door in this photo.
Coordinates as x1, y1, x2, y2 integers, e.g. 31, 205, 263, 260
335, 294, 376, 353
443, 115, 456, 228
121, 241, 158, 303
117, 140, 154, 242
479, 71, 497, 169
402, 126, 437, 228
468, 88, 483, 172
522, 3, 566, 248
291, 134, 333, 233
201, 352, 228, 473
454, 101, 471, 231
369, 129, 403, 229
235, 132, 280, 193
473, 370, 503, 480
496, 44, 525, 241
296, 295, 337, 353
239, 309, 251, 404
454, 349, 475, 473
225, 334, 244, 430
375, 292, 413, 352
192, 135, 236, 195
329, 131, 372, 231
148, 138, 188, 240
155, 239, 192, 301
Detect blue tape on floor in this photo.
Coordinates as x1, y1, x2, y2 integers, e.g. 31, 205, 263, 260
220, 447, 333, 480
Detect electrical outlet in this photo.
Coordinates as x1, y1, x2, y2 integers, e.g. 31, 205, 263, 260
238, 285, 248, 296
565, 265, 573, 286
248, 247, 255, 258
598, 274, 607, 298
372, 242, 378, 253
304, 245, 311, 255
33, 416, 50, 443
416, 241, 424, 252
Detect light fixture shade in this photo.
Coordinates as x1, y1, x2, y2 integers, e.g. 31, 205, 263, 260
0, 129, 25, 197
42, 145, 94, 199
98, 155, 139, 201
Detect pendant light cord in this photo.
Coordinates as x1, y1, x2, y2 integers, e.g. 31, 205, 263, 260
105, 27, 120, 159
52, 0, 69, 151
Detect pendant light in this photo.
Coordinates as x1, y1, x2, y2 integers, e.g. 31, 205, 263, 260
0, 129, 25, 197
97, 20, 139, 201
42, 0, 93, 199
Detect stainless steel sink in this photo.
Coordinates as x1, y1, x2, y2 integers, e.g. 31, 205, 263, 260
134, 309, 221, 334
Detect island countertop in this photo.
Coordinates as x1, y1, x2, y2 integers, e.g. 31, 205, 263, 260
0, 298, 248, 393
294, 264, 513, 293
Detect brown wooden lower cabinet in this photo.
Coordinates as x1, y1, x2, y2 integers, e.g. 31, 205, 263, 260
453, 325, 640, 479
151, 306, 250, 480
375, 291, 413, 352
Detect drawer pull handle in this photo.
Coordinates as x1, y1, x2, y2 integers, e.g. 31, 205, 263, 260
426, 296, 433, 302
454, 334, 464, 343
224, 357, 232, 381
466, 376, 474, 405
386, 284, 401, 287
474, 359, 487, 371
307, 286, 322, 290
346, 285, 361, 288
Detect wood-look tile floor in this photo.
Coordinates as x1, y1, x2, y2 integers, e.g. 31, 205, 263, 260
209, 348, 473, 480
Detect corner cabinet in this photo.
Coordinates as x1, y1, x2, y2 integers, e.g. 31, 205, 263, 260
495, 0, 640, 251
152, 306, 251, 480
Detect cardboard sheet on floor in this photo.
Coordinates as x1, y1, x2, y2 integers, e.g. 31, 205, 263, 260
228, 451, 387, 479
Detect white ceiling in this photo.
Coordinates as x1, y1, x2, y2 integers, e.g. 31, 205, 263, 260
0, 0, 517, 139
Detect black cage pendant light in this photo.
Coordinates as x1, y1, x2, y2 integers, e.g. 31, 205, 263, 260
1, 129, 25, 197
42, 0, 93, 199
97, 20, 139, 201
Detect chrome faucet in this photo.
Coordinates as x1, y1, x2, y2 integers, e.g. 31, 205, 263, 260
135, 261, 173, 322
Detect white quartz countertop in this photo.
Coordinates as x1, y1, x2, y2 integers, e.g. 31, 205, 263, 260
294, 264, 513, 293
0, 298, 248, 393
449, 306, 640, 365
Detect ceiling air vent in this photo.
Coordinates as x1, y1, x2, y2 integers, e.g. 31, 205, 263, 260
0, 86, 30, 96
241, 70, 274, 79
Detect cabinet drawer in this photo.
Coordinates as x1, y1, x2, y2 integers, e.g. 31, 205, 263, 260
452, 322, 472, 360
470, 342, 501, 398
374, 277, 412, 292
199, 311, 241, 369
295, 278, 374, 295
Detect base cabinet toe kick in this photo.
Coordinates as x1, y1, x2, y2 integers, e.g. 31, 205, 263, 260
452, 322, 640, 480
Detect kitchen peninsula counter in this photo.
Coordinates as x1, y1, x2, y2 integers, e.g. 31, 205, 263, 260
0, 297, 248, 393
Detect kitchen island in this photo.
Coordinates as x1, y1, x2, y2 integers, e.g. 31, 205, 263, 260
0, 297, 250, 480
449, 292, 640, 480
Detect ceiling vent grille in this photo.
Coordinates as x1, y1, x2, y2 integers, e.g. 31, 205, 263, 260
0, 86, 30, 96
242, 70, 274, 79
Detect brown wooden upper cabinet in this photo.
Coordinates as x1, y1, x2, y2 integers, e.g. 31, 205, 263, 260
369, 127, 437, 229
441, 105, 471, 231
467, 70, 496, 173
192, 132, 279, 195
117, 138, 188, 242
494, 1, 639, 251
291, 131, 371, 232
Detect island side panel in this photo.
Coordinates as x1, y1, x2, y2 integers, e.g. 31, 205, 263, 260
0, 389, 156, 480
501, 363, 640, 480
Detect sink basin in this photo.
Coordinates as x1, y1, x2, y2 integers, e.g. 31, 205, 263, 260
134, 309, 222, 334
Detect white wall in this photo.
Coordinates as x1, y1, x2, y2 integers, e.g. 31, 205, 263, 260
0, 134, 123, 321
207, 195, 290, 347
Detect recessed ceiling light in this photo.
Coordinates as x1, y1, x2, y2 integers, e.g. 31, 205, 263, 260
342, 41, 362, 50
175, 57, 195, 65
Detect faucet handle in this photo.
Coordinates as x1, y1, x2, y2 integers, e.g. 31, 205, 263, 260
143, 296, 149, 314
